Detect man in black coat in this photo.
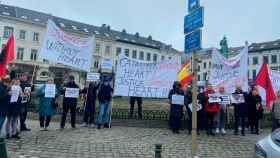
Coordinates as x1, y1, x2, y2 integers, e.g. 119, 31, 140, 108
60, 76, 80, 129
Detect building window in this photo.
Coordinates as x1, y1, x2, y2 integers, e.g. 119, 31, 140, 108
125, 49, 129, 57
95, 43, 101, 54
94, 60, 99, 69
139, 51, 144, 60
33, 32, 39, 41
263, 56, 269, 63
168, 56, 172, 60
147, 53, 151, 61
30, 49, 37, 61
161, 56, 165, 60
105, 46, 111, 55
271, 55, 277, 64
19, 30, 26, 40
198, 74, 200, 81
116, 47, 121, 56
17, 48, 24, 60
3, 26, 14, 38
253, 57, 258, 65
252, 69, 257, 80
132, 50, 137, 59
203, 72, 207, 81
153, 54, 158, 62
209, 62, 211, 68
197, 65, 200, 72
203, 62, 207, 69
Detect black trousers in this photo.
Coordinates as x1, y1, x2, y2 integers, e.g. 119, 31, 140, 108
272, 118, 280, 132
206, 112, 216, 133
248, 115, 259, 133
39, 115, 51, 128
60, 104, 76, 128
83, 101, 96, 124
130, 97, 143, 118
187, 110, 203, 133
20, 103, 28, 129
234, 116, 246, 134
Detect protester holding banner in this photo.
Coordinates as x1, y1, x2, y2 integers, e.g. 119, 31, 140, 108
0, 77, 11, 134
129, 97, 143, 119
81, 82, 99, 128
6, 78, 22, 139
97, 79, 113, 129
19, 73, 32, 132
168, 81, 184, 134
247, 87, 263, 135
36, 78, 58, 131
215, 86, 228, 135
232, 85, 248, 136
272, 91, 280, 132
204, 85, 219, 136
60, 76, 80, 130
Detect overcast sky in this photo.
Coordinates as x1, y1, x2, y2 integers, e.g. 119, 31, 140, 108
4, 0, 280, 51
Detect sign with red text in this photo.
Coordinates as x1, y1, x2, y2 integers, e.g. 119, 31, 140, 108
114, 55, 180, 98
39, 20, 94, 72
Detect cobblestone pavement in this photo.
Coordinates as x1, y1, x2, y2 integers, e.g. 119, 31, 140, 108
5, 120, 268, 158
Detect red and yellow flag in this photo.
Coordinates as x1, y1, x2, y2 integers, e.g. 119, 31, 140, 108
177, 61, 192, 87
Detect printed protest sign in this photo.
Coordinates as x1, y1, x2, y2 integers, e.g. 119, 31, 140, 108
114, 55, 180, 98
10, 85, 21, 103
65, 88, 79, 98
45, 84, 56, 98
86, 73, 100, 81
208, 93, 221, 103
209, 46, 248, 93
39, 20, 94, 72
219, 95, 231, 104
231, 94, 245, 104
188, 102, 202, 112
171, 95, 185, 105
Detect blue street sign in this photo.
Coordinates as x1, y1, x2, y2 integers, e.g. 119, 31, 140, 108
188, 0, 200, 12
184, 7, 204, 34
185, 29, 201, 53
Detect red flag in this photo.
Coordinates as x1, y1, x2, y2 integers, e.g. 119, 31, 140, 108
255, 63, 276, 109
0, 34, 15, 78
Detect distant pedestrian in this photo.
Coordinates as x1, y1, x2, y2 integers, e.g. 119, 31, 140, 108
215, 86, 228, 135
6, 79, 22, 139
81, 81, 99, 128
0, 77, 11, 134
272, 91, 280, 132
129, 97, 143, 119
168, 81, 184, 134
60, 76, 79, 130
97, 79, 113, 129
36, 78, 58, 131
248, 87, 263, 135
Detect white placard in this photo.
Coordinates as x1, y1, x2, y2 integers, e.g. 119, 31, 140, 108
10, 85, 21, 103
101, 59, 113, 70
114, 55, 180, 98
231, 94, 245, 104
86, 73, 100, 81
24, 87, 31, 93
45, 84, 56, 98
219, 95, 231, 104
171, 95, 185, 105
209, 46, 249, 93
65, 88, 79, 98
39, 20, 94, 72
208, 93, 221, 103
188, 102, 202, 112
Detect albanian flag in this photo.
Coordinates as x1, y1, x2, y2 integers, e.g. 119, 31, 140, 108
0, 34, 15, 78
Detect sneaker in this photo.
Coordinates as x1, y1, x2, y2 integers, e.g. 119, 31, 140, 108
104, 123, 109, 128
40, 127, 45, 131
221, 128, 226, 134
215, 128, 220, 134
12, 135, 20, 139
20, 127, 31, 132
238, 126, 242, 131
80, 123, 88, 127
44, 127, 49, 131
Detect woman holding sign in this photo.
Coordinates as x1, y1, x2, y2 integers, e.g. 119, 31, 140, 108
36, 78, 57, 131
168, 81, 184, 134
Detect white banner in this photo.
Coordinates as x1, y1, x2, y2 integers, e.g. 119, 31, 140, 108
39, 20, 94, 72
209, 46, 248, 93
65, 88, 79, 98
270, 70, 280, 93
86, 73, 100, 81
45, 84, 56, 98
114, 55, 180, 98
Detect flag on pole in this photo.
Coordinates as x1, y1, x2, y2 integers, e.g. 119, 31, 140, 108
177, 61, 192, 87
255, 63, 276, 109
0, 34, 15, 78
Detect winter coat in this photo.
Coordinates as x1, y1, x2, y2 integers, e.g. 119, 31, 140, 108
247, 93, 263, 119
62, 82, 79, 106
232, 90, 248, 117
0, 82, 9, 116
98, 84, 113, 103
36, 84, 58, 116
82, 83, 99, 107
204, 89, 219, 113
168, 88, 184, 118
20, 80, 32, 104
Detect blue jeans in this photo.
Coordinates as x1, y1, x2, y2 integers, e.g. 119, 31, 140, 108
97, 102, 111, 125
0, 115, 6, 131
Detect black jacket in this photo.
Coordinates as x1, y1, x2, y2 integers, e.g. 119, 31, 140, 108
82, 83, 99, 106
0, 82, 9, 115
20, 80, 32, 103
62, 82, 79, 106
232, 90, 248, 117
247, 93, 263, 119
98, 84, 113, 103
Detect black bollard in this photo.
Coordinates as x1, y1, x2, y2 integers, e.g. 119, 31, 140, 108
155, 144, 162, 158
0, 138, 8, 158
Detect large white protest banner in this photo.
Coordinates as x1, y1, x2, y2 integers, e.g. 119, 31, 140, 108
39, 20, 94, 72
209, 46, 248, 93
114, 55, 180, 98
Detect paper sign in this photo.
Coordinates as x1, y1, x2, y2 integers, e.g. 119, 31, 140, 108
86, 73, 100, 81
24, 87, 31, 93
231, 94, 245, 104
45, 84, 56, 98
188, 102, 202, 112
65, 88, 79, 98
101, 59, 113, 70
208, 93, 221, 103
171, 95, 185, 105
10, 85, 21, 103
219, 95, 230, 104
